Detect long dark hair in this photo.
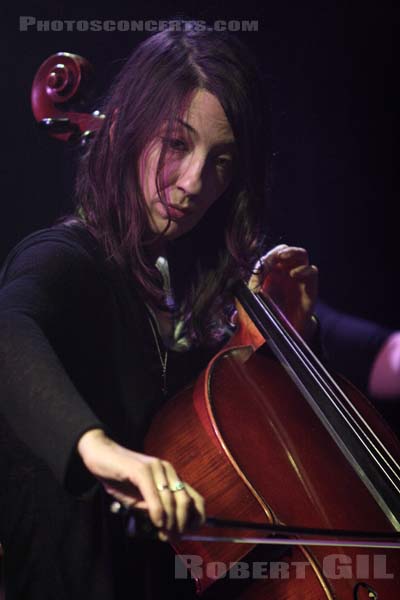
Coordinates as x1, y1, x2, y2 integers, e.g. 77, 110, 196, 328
75, 23, 271, 346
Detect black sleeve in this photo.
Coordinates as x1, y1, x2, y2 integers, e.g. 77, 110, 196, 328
316, 300, 392, 394
0, 229, 106, 493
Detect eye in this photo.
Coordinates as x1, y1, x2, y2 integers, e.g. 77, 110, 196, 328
215, 156, 233, 170
162, 137, 188, 152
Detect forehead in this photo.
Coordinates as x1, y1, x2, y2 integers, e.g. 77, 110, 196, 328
178, 89, 235, 145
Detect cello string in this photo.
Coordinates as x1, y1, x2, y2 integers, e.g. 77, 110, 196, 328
236, 282, 400, 527
259, 293, 400, 464
253, 292, 400, 499
252, 292, 400, 489
255, 292, 400, 479
254, 291, 400, 489
251, 298, 400, 527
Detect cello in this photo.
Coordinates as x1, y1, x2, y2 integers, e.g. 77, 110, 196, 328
31, 52, 400, 599
144, 280, 400, 599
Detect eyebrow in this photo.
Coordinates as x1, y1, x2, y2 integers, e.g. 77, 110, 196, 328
176, 118, 236, 148
176, 118, 196, 134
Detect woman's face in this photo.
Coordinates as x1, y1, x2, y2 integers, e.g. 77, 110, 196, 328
139, 89, 236, 240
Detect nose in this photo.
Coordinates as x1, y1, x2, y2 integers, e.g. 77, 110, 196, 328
176, 154, 204, 198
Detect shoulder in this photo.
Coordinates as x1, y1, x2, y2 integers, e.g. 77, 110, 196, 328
0, 221, 113, 319
0, 220, 103, 287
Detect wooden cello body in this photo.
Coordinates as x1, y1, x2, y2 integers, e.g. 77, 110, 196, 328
145, 312, 400, 599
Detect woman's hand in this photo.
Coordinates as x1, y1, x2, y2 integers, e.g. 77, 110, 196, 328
77, 428, 205, 539
248, 244, 319, 340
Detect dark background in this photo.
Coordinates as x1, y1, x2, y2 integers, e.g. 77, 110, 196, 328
1, 1, 397, 328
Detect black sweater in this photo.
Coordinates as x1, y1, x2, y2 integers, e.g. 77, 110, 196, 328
0, 222, 212, 494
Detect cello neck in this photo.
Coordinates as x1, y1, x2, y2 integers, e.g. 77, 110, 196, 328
234, 280, 400, 530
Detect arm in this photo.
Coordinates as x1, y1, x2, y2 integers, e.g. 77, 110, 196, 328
0, 233, 106, 492
315, 300, 396, 399
0, 229, 206, 531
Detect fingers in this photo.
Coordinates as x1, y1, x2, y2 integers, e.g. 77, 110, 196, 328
157, 481, 206, 542
129, 459, 166, 528
162, 462, 198, 534
289, 263, 318, 282
151, 459, 173, 530
98, 453, 169, 530
276, 246, 309, 269
253, 244, 290, 274
184, 482, 206, 528
290, 263, 319, 299
86, 435, 206, 539
249, 245, 317, 293
248, 244, 288, 291
126, 456, 205, 536
128, 457, 187, 533
147, 459, 206, 535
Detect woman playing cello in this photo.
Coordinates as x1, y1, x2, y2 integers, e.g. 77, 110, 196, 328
0, 22, 319, 599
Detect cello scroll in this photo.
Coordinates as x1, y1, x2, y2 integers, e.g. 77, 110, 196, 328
31, 52, 104, 144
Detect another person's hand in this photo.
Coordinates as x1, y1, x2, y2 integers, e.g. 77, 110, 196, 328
248, 244, 318, 340
77, 428, 205, 539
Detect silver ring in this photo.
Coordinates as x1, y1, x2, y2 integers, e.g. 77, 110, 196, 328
170, 480, 185, 493
109, 500, 122, 514
156, 482, 170, 492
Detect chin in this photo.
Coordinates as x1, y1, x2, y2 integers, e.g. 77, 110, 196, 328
152, 214, 196, 240
164, 225, 185, 240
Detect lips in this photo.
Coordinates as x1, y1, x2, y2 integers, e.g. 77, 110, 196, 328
167, 204, 192, 219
